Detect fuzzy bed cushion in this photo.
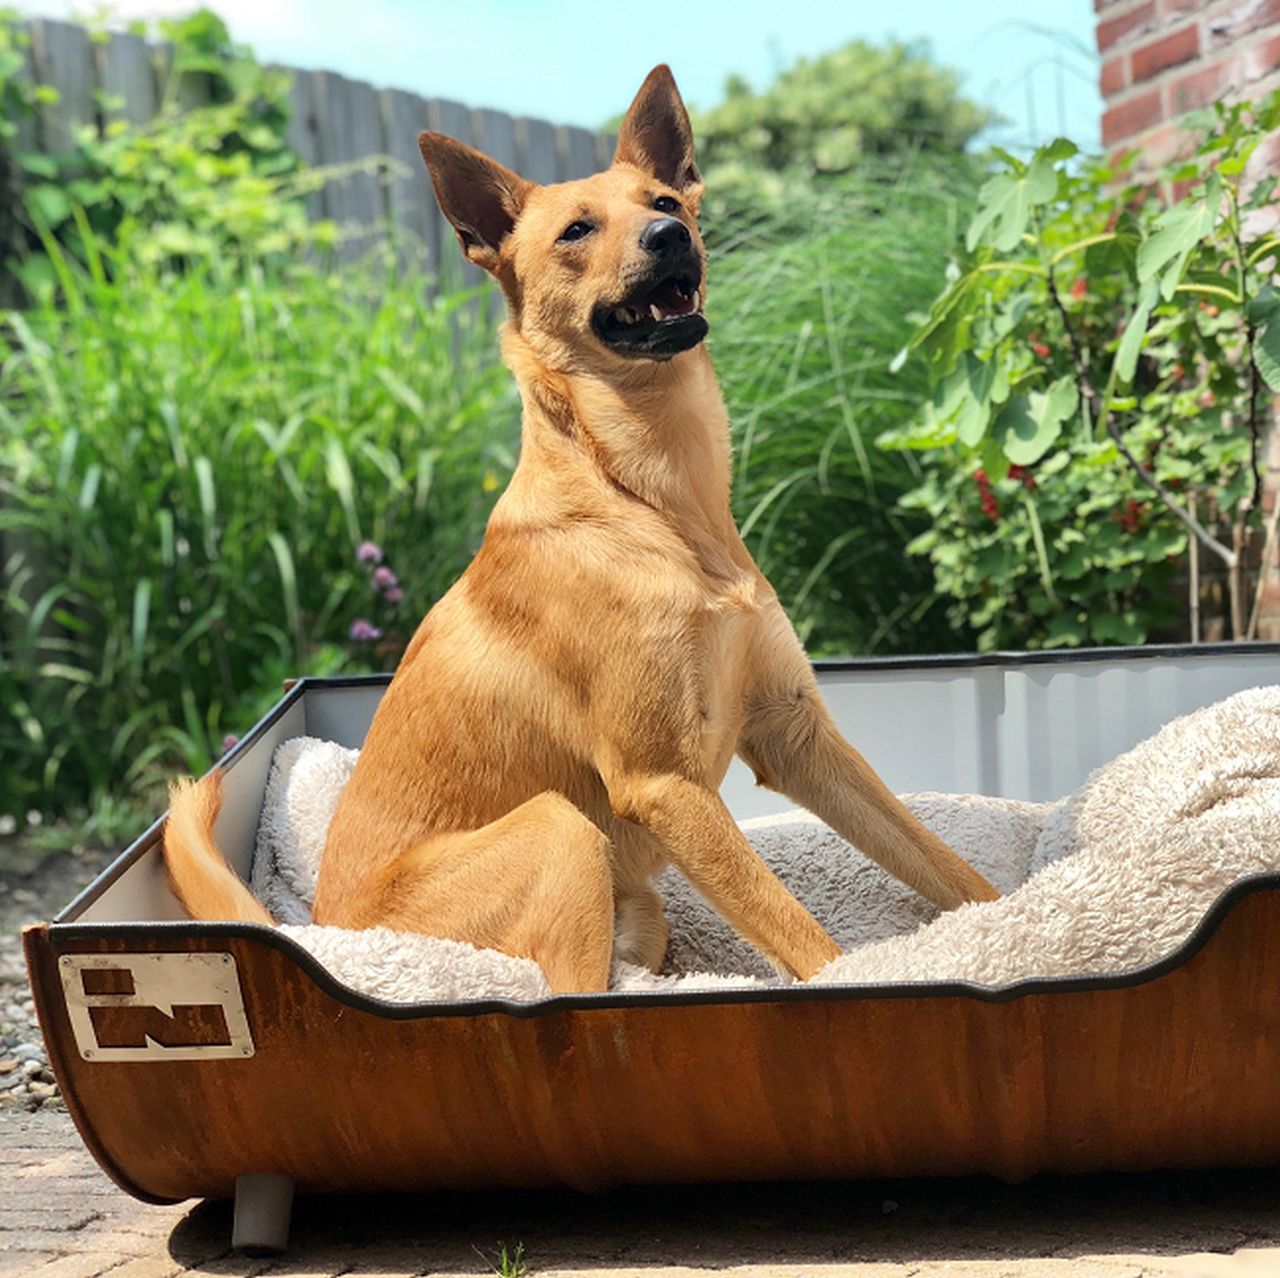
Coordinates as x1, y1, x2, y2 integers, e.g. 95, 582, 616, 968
248, 686, 1280, 1004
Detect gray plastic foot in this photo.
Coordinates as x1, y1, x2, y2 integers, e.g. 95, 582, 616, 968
231, 1172, 295, 1255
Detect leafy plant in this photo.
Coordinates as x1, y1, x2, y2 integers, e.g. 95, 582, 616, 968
2, 9, 340, 305
687, 40, 993, 232
476, 1242, 527, 1278
710, 158, 980, 653
881, 91, 1280, 649
0, 217, 515, 827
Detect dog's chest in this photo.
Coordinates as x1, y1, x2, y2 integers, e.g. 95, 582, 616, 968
689, 568, 763, 775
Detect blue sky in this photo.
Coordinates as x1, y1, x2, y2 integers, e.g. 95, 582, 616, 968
17, 0, 1103, 151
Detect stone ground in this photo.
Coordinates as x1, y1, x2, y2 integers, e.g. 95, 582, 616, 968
6, 847, 1280, 1277
6, 1105, 1280, 1278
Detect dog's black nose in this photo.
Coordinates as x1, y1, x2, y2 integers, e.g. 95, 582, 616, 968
639, 216, 691, 258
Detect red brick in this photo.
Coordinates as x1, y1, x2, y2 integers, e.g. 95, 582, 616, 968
1131, 25, 1201, 81
1102, 87, 1164, 143
1136, 121, 1195, 168
1209, 0, 1280, 45
1244, 32, 1280, 81
1101, 54, 1130, 96
1169, 54, 1241, 112
1097, 0, 1156, 53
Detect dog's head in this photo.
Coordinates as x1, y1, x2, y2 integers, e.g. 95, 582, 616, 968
418, 66, 707, 369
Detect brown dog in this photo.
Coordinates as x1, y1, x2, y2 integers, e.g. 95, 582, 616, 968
164, 65, 998, 993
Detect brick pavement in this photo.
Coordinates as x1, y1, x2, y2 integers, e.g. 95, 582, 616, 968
5, 1105, 1280, 1277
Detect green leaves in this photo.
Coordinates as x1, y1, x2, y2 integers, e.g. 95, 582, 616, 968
966, 141, 1074, 253
1114, 278, 1160, 385
888, 88, 1280, 653
991, 378, 1078, 465
924, 358, 1074, 465
929, 354, 1009, 447
1136, 172, 1221, 300
1248, 285, 1280, 392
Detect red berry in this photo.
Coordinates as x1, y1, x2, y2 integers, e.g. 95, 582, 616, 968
1070, 276, 1088, 301
1032, 342, 1051, 359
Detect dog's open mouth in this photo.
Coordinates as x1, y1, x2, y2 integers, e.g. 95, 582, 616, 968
592, 271, 708, 359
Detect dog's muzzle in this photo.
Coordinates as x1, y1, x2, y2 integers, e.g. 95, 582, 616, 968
592, 231, 708, 360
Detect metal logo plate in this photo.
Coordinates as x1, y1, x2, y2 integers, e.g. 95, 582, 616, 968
58, 952, 255, 1062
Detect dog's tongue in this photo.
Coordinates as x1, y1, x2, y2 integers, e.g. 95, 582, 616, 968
648, 280, 695, 319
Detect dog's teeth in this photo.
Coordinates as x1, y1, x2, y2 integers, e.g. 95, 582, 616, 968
650, 304, 663, 322
695, 289, 702, 311
615, 307, 630, 325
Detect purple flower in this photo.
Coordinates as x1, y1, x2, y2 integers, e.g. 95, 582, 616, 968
356, 540, 383, 565
383, 584, 404, 605
222, 734, 240, 754
349, 618, 382, 642
373, 565, 399, 593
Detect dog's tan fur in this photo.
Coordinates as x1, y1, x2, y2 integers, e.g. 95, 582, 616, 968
163, 66, 998, 992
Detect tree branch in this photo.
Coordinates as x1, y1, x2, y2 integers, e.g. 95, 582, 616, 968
1046, 263, 1099, 413
1246, 321, 1264, 518
1048, 259, 1240, 571
1103, 416, 1238, 566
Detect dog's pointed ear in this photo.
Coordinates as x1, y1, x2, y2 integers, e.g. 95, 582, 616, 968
418, 132, 533, 273
613, 64, 702, 199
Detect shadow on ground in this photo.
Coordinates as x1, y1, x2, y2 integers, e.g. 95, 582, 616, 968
168, 1165, 1280, 1272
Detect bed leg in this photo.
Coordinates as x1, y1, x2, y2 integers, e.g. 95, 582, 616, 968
231, 1172, 295, 1255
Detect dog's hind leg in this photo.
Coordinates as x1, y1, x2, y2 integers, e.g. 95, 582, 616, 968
345, 792, 615, 994
739, 606, 1000, 911
613, 885, 669, 973
608, 822, 670, 972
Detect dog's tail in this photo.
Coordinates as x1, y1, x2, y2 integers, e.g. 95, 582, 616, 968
163, 771, 273, 924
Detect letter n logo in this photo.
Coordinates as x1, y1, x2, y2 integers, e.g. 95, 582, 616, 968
59, 953, 255, 1062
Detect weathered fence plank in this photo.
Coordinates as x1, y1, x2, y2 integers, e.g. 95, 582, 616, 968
344, 76, 386, 257
516, 116, 558, 185
472, 107, 518, 171
425, 96, 472, 146
278, 67, 325, 223
10, 23, 39, 159
28, 18, 97, 151
596, 131, 618, 171
557, 124, 597, 181
97, 31, 157, 127
380, 87, 437, 274
309, 71, 353, 228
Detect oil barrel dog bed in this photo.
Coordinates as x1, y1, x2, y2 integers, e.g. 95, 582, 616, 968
22, 646, 1280, 1253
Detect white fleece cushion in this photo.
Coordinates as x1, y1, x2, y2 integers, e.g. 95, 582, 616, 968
251, 686, 1280, 1003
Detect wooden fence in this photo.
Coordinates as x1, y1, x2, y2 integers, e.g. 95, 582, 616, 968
7, 16, 615, 272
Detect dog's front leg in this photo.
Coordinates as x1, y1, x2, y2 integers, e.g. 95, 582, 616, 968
603, 769, 840, 979
739, 606, 999, 910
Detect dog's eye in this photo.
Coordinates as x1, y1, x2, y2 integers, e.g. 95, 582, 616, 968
557, 220, 594, 243
653, 196, 680, 213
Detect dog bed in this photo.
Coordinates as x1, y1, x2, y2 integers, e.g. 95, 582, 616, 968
251, 685, 1280, 1000
24, 653, 1280, 1246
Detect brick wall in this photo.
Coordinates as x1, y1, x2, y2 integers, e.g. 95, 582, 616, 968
1097, 0, 1280, 168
